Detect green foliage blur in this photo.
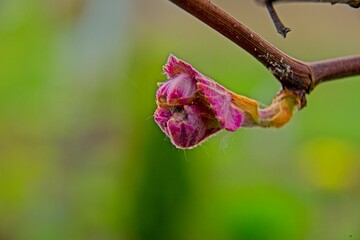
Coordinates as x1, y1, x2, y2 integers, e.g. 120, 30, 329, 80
1, 0, 360, 239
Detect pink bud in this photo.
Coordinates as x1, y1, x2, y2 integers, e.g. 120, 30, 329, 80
156, 73, 197, 106
154, 55, 247, 149
166, 105, 208, 148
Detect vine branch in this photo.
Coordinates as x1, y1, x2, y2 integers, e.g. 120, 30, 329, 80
168, 0, 360, 108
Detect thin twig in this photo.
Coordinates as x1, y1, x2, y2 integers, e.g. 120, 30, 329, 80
260, 0, 359, 36
257, 0, 360, 8
265, 1, 291, 38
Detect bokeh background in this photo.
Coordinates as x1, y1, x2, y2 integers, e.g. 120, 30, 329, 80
1, 0, 360, 239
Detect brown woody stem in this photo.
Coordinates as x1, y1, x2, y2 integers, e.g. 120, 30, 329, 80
168, 0, 360, 106
169, 0, 312, 91
310, 55, 360, 85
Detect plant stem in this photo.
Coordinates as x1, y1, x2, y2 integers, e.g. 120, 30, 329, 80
265, 1, 291, 38
310, 55, 360, 86
168, 0, 360, 102
168, 0, 312, 92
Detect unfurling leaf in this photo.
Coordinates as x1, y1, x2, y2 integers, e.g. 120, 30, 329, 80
154, 55, 300, 149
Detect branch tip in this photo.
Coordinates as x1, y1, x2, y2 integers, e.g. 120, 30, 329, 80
265, 2, 291, 38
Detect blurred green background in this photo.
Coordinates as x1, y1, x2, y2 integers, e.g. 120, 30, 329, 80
1, 0, 360, 239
